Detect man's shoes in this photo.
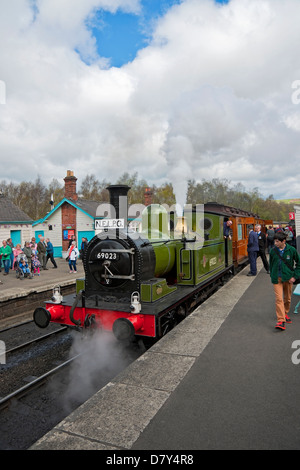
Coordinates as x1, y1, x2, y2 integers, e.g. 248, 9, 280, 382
275, 321, 286, 330
285, 314, 292, 324
247, 273, 256, 276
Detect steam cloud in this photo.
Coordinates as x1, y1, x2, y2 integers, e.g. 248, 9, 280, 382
1, 0, 300, 200
61, 330, 140, 413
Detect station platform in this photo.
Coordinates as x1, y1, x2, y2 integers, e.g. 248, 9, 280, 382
0, 258, 85, 301
0, 258, 84, 328
30, 259, 300, 451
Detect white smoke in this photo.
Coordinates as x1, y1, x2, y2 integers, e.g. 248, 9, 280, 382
164, 135, 193, 214
61, 330, 140, 412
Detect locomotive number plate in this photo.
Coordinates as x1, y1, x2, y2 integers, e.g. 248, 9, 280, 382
97, 251, 120, 260
95, 218, 124, 229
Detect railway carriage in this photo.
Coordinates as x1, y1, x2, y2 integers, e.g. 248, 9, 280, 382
204, 202, 272, 267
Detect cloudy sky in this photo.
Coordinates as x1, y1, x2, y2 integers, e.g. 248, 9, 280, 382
1, 0, 300, 205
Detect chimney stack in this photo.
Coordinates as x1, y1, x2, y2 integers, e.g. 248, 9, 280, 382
144, 187, 153, 206
64, 170, 78, 201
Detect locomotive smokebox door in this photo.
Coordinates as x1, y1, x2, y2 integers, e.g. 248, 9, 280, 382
84, 233, 156, 297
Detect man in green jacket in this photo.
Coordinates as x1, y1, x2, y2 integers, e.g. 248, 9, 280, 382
0, 240, 12, 275
269, 231, 300, 330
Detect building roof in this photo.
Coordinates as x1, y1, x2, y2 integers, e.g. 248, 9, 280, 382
75, 199, 100, 218
0, 194, 33, 224
32, 197, 101, 226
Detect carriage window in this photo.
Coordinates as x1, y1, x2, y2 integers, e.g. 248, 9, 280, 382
199, 218, 213, 231
238, 224, 243, 241
203, 218, 213, 231
199, 217, 213, 240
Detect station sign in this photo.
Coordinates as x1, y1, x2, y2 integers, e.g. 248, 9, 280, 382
95, 218, 125, 229
289, 212, 295, 220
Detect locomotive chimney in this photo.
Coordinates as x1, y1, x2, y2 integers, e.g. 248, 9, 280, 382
107, 185, 130, 228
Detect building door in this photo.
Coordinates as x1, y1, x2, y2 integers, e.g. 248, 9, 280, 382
78, 230, 95, 249
10, 230, 21, 246
35, 230, 44, 241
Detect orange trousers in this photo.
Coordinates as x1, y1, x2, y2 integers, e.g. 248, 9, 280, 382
273, 278, 292, 323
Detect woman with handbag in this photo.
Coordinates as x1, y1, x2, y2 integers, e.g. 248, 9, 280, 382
269, 231, 300, 330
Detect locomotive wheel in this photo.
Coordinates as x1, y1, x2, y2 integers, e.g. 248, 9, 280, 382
176, 303, 188, 320
160, 309, 178, 337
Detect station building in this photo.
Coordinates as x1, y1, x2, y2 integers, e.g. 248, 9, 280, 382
32, 171, 98, 258
0, 191, 33, 246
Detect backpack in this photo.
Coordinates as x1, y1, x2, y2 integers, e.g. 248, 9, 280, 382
285, 229, 293, 241
267, 229, 275, 240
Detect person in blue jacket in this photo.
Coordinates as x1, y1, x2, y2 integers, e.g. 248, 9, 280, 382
45, 238, 57, 268
247, 225, 259, 276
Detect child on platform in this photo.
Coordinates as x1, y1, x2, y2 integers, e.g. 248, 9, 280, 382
31, 253, 41, 276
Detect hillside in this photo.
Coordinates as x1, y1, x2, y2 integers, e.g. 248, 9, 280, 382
277, 198, 300, 205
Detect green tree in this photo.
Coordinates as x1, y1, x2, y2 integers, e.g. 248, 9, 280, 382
153, 183, 176, 206
0, 174, 296, 223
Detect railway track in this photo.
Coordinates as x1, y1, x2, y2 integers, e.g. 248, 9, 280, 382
0, 322, 75, 403
0, 320, 143, 450
5, 325, 67, 354
0, 322, 81, 410
0, 353, 81, 411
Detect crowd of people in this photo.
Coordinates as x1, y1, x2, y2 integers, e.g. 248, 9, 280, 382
0, 236, 89, 278
247, 223, 300, 331
247, 224, 297, 277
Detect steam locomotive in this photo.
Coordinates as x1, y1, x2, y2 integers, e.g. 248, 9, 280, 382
33, 185, 259, 343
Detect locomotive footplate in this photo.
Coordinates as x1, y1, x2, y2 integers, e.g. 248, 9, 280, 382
55, 285, 200, 315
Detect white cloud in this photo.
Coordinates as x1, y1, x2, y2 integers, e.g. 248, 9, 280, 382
1, 0, 300, 202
